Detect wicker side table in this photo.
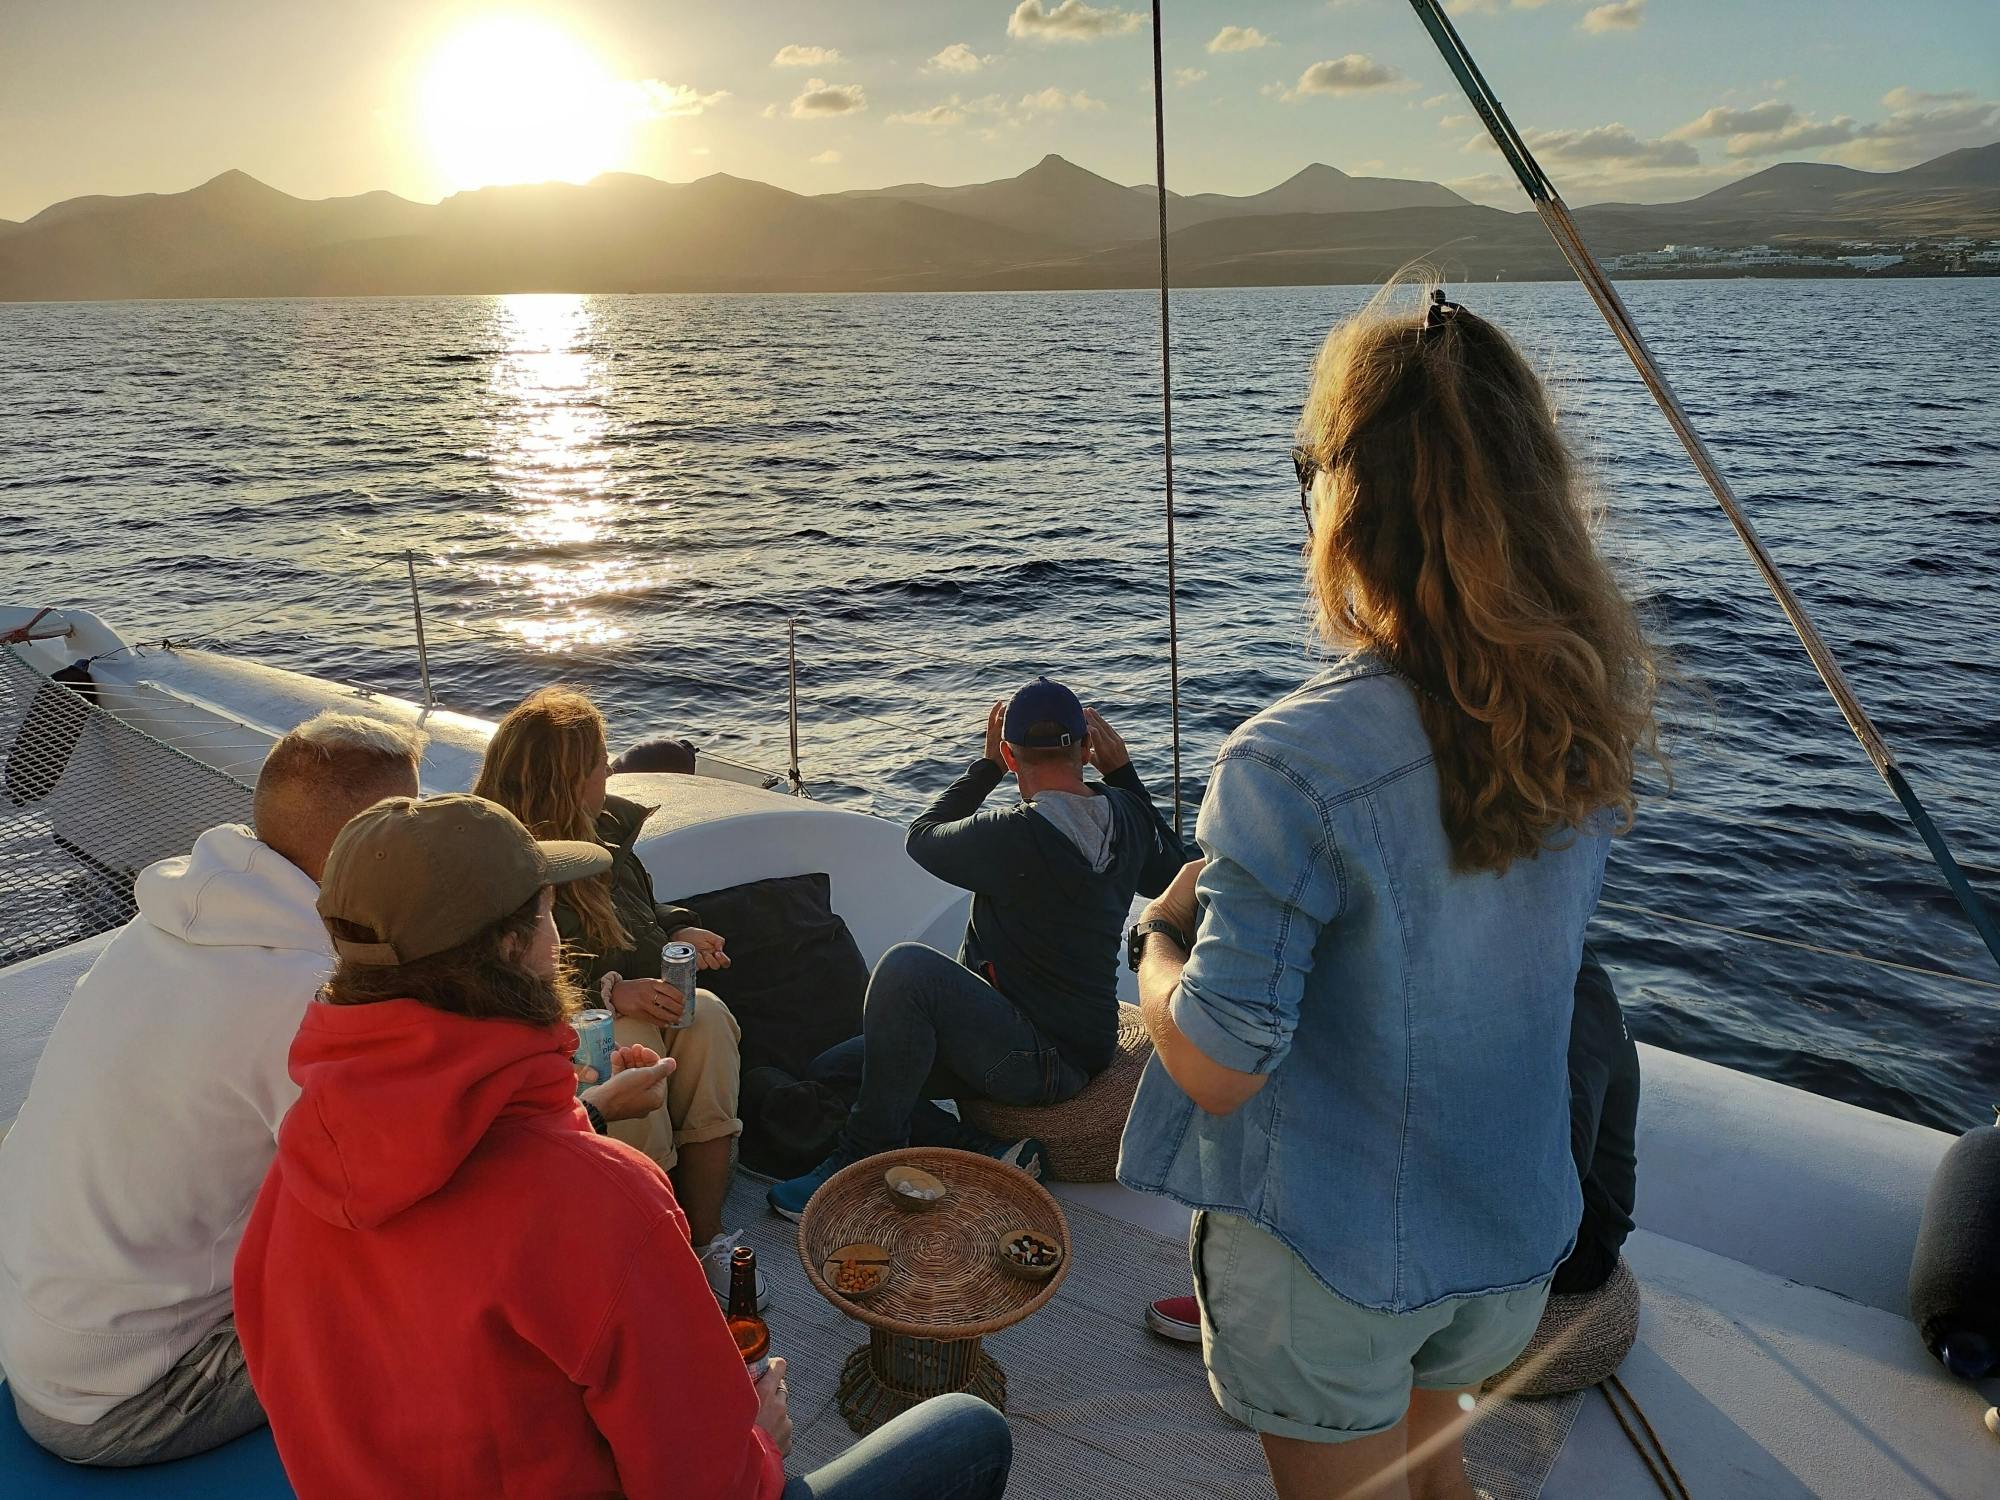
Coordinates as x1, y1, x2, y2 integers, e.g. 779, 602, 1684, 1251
797, 1147, 1072, 1434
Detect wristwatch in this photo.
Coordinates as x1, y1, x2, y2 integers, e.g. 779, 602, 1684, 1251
1127, 918, 1189, 973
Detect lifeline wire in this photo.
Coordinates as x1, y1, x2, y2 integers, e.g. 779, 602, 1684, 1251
1148, 0, 1185, 839
1406, 0, 2000, 976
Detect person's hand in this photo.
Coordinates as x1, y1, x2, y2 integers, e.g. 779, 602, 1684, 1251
1082, 707, 1130, 776
753, 1357, 793, 1457
1144, 857, 1206, 941
579, 1046, 677, 1123
673, 927, 730, 971
982, 700, 1006, 767
610, 976, 686, 1025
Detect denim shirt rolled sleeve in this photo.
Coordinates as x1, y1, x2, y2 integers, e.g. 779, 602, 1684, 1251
1173, 748, 1343, 1077
1119, 654, 1603, 1313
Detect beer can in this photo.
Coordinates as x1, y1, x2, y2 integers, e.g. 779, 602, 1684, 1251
571, 1008, 616, 1092
661, 942, 699, 1030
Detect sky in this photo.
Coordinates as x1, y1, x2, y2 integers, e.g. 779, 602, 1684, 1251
3, 0, 1997, 221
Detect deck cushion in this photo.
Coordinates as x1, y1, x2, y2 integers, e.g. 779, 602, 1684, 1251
676, 871, 868, 1081
0, 1383, 291, 1497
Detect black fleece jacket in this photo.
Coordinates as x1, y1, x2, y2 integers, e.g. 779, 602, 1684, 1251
905, 758, 1188, 1074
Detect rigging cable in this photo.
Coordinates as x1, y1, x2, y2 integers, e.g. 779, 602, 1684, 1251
1405, 0, 2000, 976
1148, 0, 1186, 839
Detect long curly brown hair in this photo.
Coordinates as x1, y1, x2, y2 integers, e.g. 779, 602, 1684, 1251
1298, 282, 1662, 873
473, 687, 631, 953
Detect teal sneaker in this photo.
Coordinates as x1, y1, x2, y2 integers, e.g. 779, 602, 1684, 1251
768, 1151, 855, 1222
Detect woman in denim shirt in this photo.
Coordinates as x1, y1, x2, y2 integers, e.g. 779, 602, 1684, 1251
1119, 287, 1660, 1499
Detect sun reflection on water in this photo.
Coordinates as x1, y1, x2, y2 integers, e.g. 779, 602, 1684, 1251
478, 292, 663, 651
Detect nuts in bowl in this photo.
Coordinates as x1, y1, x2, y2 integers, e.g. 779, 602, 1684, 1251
996, 1227, 1064, 1282
823, 1241, 891, 1300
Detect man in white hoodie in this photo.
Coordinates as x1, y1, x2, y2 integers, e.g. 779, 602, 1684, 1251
0, 711, 426, 1466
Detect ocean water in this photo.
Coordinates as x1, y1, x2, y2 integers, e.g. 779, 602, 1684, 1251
1, 280, 1994, 1131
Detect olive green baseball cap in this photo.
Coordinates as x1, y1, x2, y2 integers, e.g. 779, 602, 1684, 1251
317, 793, 611, 966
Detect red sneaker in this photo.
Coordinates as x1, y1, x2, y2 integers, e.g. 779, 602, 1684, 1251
1145, 1295, 1202, 1343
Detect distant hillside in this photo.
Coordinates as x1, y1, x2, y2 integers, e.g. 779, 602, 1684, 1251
1177, 163, 1469, 219
1, 144, 1994, 301
830, 154, 1164, 247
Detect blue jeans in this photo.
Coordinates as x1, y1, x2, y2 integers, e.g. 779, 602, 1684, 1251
839, 944, 1087, 1158
781, 1392, 1011, 1500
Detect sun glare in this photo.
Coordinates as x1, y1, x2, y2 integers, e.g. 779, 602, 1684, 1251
420, 17, 628, 192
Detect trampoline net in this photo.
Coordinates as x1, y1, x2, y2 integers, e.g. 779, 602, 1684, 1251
1, 646, 254, 964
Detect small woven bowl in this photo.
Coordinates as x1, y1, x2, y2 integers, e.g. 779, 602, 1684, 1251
996, 1226, 1063, 1282
884, 1165, 947, 1212
823, 1241, 893, 1300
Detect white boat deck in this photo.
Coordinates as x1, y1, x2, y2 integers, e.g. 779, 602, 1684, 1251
3, 628, 1995, 1497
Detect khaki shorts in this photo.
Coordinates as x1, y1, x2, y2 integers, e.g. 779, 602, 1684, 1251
1192, 1210, 1551, 1443
606, 990, 742, 1174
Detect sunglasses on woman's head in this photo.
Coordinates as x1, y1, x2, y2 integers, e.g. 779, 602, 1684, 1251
1291, 446, 1318, 536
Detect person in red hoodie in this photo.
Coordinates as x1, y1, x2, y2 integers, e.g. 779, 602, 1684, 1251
234, 793, 1013, 1500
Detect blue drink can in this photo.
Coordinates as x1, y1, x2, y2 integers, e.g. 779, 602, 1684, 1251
571, 1008, 615, 1091
661, 942, 699, 1030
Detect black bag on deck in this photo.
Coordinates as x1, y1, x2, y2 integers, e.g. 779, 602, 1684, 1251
675, 871, 868, 1081
739, 1066, 851, 1178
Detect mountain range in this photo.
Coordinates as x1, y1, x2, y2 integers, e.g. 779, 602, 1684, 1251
1, 145, 1994, 301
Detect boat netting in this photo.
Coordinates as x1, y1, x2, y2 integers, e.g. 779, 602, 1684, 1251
1, 646, 255, 964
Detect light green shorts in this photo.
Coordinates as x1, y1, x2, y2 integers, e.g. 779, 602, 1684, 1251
1191, 1210, 1551, 1443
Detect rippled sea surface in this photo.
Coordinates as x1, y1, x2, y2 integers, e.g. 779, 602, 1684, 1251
2, 281, 1995, 1130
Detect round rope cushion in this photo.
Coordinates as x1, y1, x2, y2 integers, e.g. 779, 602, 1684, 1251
1490, 1256, 1642, 1397
797, 1147, 1072, 1342
961, 1004, 1152, 1183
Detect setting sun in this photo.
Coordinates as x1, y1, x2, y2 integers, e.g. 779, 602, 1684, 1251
419, 16, 627, 192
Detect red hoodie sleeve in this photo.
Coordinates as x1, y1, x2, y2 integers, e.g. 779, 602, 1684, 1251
575, 1213, 785, 1500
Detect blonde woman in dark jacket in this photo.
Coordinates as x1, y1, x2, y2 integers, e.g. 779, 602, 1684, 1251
476, 687, 759, 1306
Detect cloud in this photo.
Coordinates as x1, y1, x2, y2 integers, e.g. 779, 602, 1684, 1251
1669, 101, 1861, 159
890, 93, 1043, 129
926, 43, 988, 74
1207, 26, 1274, 53
1438, 113, 1472, 129
887, 102, 968, 128
1834, 88, 2000, 168
1741, 118, 1862, 154
1174, 67, 1208, 87
788, 79, 867, 118
1468, 121, 1696, 167
772, 45, 841, 68
1020, 87, 1106, 113
1881, 86, 1974, 110
1294, 55, 1407, 96
1580, 1, 1645, 33
1007, 1, 1145, 42
1448, 0, 1553, 11
810, 150, 842, 165
627, 81, 730, 119
1422, 94, 1455, 110
1667, 101, 1795, 142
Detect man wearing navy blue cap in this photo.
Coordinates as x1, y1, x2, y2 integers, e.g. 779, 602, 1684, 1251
771, 677, 1187, 1216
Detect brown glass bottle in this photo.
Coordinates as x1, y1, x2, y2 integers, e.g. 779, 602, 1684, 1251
726, 1245, 769, 1378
